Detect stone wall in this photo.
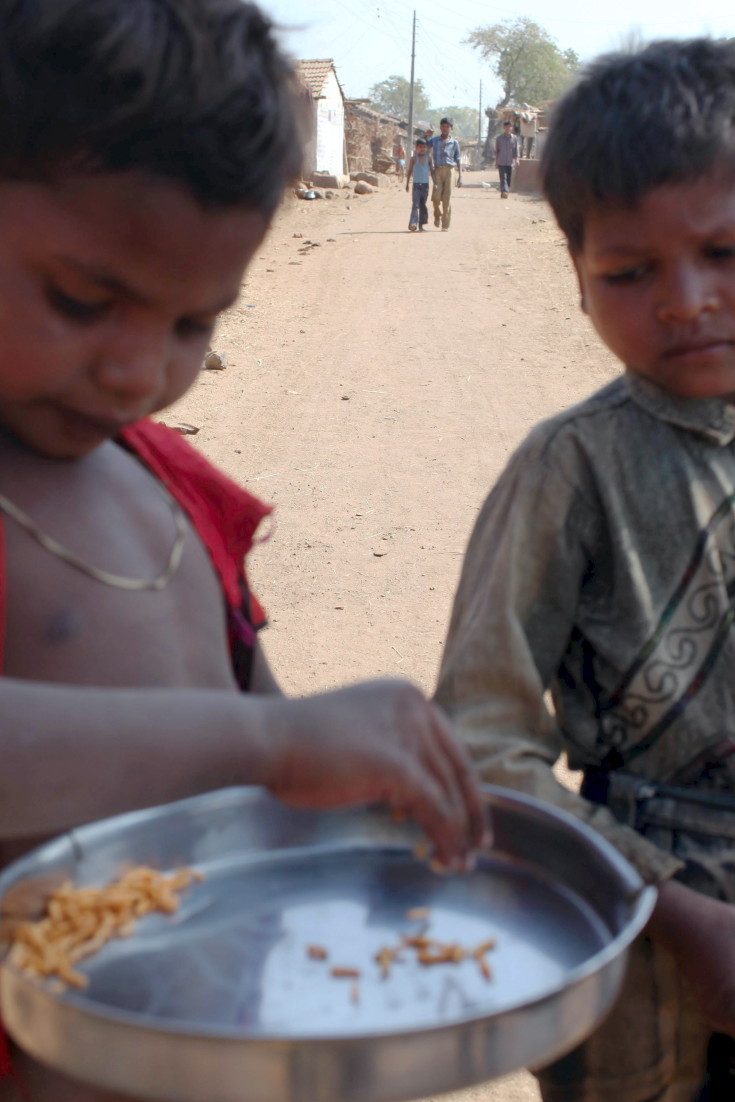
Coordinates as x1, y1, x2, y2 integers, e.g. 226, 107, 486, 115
345, 104, 407, 174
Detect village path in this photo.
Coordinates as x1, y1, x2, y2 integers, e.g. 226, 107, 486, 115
166, 172, 621, 1102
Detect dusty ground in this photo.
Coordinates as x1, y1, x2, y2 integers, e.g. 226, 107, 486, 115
167, 172, 621, 1102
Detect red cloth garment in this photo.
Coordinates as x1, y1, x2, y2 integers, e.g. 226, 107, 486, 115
0, 1015, 32, 1098
121, 420, 272, 688
0, 518, 4, 680
0, 1018, 12, 1077
121, 419, 271, 626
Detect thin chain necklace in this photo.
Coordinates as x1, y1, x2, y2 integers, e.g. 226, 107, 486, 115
0, 485, 187, 591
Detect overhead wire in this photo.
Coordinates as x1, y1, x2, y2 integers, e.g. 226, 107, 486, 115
332, 0, 409, 84
326, 15, 373, 52
416, 27, 477, 92
291, 0, 495, 109
335, 0, 408, 52
356, 0, 733, 52
414, 18, 485, 107
378, 0, 726, 31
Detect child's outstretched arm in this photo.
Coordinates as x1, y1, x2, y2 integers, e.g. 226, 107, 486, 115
405, 155, 415, 191
0, 675, 485, 867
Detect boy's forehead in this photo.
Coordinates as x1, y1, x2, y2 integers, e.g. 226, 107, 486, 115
0, 172, 267, 304
577, 176, 735, 257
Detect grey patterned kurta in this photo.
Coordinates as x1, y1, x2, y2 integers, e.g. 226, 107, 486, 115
437, 373, 735, 887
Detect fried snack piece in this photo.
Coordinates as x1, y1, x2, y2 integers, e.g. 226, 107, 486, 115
406, 906, 431, 921
9, 866, 203, 989
375, 945, 398, 980
472, 937, 497, 981
374, 929, 497, 981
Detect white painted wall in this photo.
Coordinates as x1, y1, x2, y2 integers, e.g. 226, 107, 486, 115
302, 104, 318, 178
314, 69, 345, 176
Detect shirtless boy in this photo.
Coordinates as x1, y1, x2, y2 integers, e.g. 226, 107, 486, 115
0, 1, 484, 1098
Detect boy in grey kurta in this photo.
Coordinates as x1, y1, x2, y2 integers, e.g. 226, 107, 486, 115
437, 39, 735, 1101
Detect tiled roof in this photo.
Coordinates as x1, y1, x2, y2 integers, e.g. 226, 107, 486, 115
296, 59, 343, 100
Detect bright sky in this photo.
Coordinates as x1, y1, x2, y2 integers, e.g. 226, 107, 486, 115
259, 0, 735, 112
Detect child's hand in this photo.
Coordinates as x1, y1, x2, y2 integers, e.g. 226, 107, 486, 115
261, 679, 487, 868
648, 879, 735, 1037
406, 183, 409, 191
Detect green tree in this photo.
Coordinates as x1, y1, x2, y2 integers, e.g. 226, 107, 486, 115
465, 17, 579, 108
368, 75, 432, 121
430, 106, 480, 141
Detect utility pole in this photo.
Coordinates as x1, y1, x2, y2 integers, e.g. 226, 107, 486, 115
477, 79, 483, 165
407, 10, 416, 154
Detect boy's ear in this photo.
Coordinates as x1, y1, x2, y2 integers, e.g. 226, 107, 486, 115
569, 248, 588, 315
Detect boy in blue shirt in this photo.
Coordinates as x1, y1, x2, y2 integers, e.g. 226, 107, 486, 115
405, 137, 436, 231
429, 118, 462, 230
437, 38, 735, 1100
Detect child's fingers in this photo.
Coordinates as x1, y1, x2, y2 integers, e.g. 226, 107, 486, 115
416, 726, 483, 855
388, 768, 469, 867
418, 738, 469, 844
427, 705, 488, 850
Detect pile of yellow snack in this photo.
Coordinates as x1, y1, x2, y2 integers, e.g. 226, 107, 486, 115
8, 866, 203, 989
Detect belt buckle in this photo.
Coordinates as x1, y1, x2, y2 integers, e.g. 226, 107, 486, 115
628, 781, 658, 828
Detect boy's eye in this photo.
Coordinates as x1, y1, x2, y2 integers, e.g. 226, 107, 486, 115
707, 245, 735, 261
175, 317, 215, 340
46, 285, 110, 322
602, 265, 648, 285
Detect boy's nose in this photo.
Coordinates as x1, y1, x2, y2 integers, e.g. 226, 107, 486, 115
656, 267, 719, 324
93, 339, 168, 406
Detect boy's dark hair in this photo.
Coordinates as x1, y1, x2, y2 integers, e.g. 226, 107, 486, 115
0, 0, 306, 212
416, 138, 427, 147
541, 37, 735, 250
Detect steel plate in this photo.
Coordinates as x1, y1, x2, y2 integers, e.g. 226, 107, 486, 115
0, 786, 656, 1102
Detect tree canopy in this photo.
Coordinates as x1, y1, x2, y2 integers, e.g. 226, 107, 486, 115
430, 106, 480, 140
465, 17, 579, 108
368, 75, 432, 121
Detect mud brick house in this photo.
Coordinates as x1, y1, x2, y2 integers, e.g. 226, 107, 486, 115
344, 104, 430, 174
296, 59, 346, 178
345, 102, 405, 173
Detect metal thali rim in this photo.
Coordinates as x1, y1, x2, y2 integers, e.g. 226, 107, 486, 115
0, 818, 656, 1047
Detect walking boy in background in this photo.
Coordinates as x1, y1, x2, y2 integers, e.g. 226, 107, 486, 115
437, 38, 735, 1101
406, 137, 436, 231
0, 1, 485, 1097
494, 119, 519, 197
429, 117, 461, 230
394, 136, 406, 179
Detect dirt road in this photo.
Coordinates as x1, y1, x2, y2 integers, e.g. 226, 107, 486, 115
167, 173, 621, 1102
